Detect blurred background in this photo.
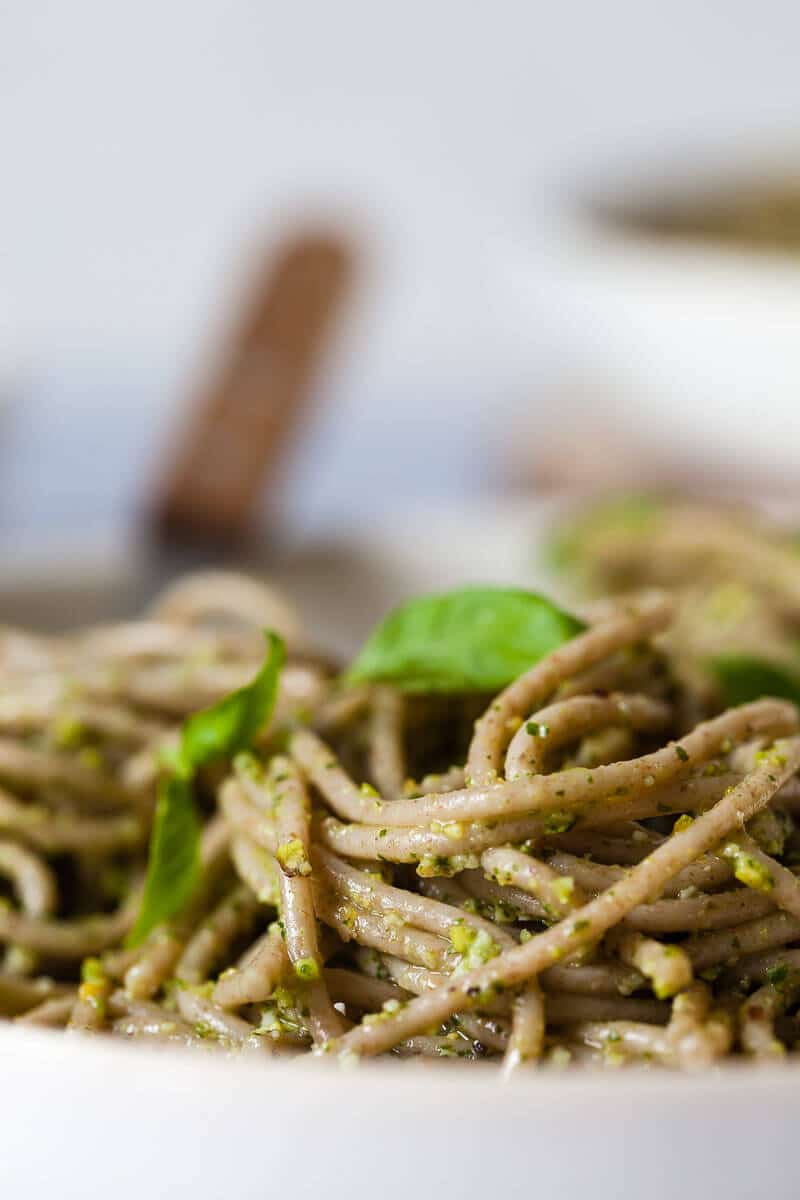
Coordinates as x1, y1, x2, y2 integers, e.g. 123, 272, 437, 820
3, 0, 800, 562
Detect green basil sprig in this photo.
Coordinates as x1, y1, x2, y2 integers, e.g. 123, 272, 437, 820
347, 587, 585, 693
712, 654, 800, 710
129, 631, 285, 945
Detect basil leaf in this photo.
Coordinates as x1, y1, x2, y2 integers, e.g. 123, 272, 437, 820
128, 774, 201, 945
128, 631, 285, 946
712, 655, 800, 709
178, 631, 285, 772
347, 587, 585, 693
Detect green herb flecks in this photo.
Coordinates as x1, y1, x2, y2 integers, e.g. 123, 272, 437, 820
721, 843, 774, 895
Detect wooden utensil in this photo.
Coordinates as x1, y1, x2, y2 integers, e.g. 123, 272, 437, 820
152, 230, 353, 545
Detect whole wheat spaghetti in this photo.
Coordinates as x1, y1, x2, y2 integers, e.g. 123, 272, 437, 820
3, 569, 800, 1071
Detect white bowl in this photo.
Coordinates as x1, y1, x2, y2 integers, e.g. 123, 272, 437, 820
504, 147, 800, 493
1, 514, 799, 1200
3, 1023, 799, 1200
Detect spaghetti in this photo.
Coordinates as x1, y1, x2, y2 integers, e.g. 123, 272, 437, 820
2, 570, 800, 1070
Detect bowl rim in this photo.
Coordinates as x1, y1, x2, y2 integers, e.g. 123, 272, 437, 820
5, 1017, 800, 1100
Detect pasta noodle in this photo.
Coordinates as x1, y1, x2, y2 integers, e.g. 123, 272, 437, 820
3, 567, 800, 1071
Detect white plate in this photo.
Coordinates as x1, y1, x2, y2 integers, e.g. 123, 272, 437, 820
0, 509, 798, 1200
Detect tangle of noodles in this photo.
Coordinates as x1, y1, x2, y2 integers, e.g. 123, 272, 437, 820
4, 567, 800, 1072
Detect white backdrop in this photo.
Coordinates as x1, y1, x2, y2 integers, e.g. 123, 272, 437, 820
2, 1, 800, 535
3, 1, 800, 362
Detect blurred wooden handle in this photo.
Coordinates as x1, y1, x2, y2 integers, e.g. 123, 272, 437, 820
153, 231, 353, 543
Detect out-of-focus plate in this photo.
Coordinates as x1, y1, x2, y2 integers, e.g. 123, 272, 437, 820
0, 500, 565, 649
1, 503, 798, 1200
